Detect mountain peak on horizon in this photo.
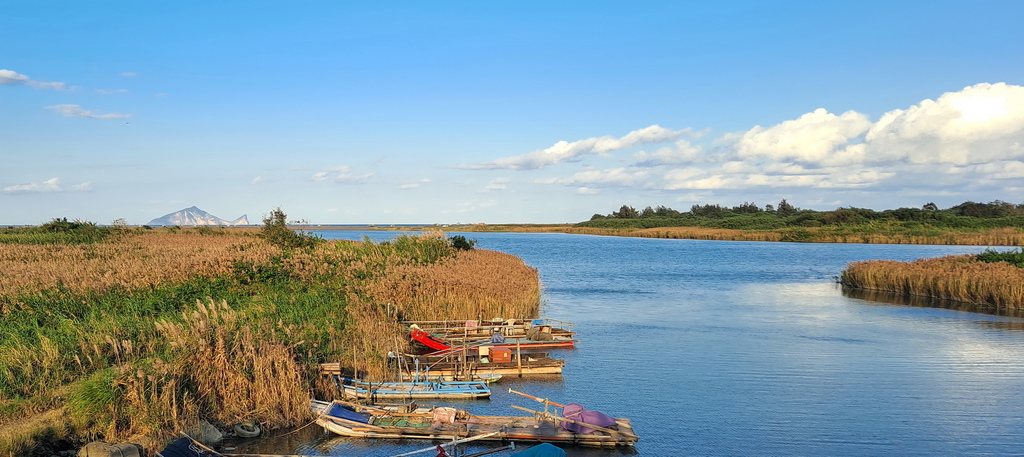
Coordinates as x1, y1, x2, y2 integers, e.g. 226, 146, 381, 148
147, 207, 249, 227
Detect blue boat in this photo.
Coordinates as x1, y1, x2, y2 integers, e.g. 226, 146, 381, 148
335, 376, 491, 400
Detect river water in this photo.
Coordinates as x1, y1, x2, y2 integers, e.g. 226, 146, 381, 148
228, 232, 1024, 456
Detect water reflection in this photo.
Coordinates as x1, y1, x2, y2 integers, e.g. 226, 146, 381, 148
841, 286, 1024, 319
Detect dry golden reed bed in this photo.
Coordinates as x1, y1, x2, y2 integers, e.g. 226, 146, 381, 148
841, 255, 1024, 311
0, 229, 278, 300
0, 229, 539, 455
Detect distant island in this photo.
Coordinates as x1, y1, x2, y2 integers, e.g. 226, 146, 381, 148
147, 206, 249, 227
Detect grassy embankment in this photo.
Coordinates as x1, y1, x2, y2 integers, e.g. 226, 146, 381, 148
840, 249, 1024, 312
0, 224, 539, 455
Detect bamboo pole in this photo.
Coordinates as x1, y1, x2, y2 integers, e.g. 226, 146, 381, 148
508, 388, 565, 407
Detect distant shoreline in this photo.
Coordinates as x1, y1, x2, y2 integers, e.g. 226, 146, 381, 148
289, 224, 1024, 246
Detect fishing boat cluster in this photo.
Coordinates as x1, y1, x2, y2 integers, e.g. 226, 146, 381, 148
312, 318, 640, 456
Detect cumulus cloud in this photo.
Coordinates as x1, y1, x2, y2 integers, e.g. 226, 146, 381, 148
3, 178, 91, 193
732, 108, 872, 165
633, 139, 703, 166
310, 166, 373, 184
862, 82, 1024, 165
521, 83, 1024, 207
0, 69, 69, 90
457, 125, 692, 170
45, 104, 131, 119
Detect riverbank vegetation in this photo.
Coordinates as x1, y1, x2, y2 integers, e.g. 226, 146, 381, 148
566, 200, 1024, 245
0, 213, 539, 455
840, 248, 1024, 312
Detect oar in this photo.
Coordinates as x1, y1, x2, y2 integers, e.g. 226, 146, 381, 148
388, 431, 501, 457
510, 405, 639, 441
508, 388, 564, 407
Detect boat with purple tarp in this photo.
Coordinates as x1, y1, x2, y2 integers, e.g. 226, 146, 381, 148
312, 394, 638, 447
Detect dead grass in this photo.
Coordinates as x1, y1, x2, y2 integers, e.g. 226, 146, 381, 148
841, 255, 1024, 310
0, 229, 278, 299
0, 230, 541, 454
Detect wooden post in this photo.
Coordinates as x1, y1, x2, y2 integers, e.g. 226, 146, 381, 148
516, 338, 522, 377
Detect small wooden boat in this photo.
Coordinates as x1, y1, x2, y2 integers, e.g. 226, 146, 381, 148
411, 328, 576, 354
403, 318, 576, 342
313, 396, 639, 447
334, 376, 491, 400
320, 352, 564, 383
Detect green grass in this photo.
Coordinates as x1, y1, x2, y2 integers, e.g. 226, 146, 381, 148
0, 220, 119, 245
977, 248, 1024, 267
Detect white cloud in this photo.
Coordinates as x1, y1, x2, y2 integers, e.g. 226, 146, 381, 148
70, 182, 94, 191
252, 176, 264, 185
0, 69, 69, 90
400, 179, 431, 190
863, 82, 1024, 165
45, 104, 131, 119
0, 69, 30, 85
633, 139, 703, 166
2, 178, 90, 193
733, 108, 872, 165
576, 187, 599, 195
539, 167, 652, 188
457, 125, 692, 170
310, 166, 372, 184
3, 178, 63, 193
483, 178, 510, 192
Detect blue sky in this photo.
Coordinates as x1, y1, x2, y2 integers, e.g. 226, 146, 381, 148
3, 1, 1023, 225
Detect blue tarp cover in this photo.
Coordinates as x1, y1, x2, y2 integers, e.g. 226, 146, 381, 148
509, 443, 566, 457
560, 403, 618, 434
326, 402, 372, 423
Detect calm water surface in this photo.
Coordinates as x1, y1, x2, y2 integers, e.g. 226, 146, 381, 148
231, 232, 1024, 456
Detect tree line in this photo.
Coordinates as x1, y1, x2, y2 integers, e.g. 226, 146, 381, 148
580, 200, 1024, 230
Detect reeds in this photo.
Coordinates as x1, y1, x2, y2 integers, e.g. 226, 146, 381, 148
840, 255, 1024, 310
0, 230, 541, 454
0, 228, 278, 298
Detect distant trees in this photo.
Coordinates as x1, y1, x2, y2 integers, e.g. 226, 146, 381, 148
577, 199, 1024, 230
611, 205, 640, 219
260, 207, 319, 249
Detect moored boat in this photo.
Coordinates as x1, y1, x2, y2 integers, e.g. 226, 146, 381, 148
313, 397, 639, 447
403, 318, 576, 342
411, 328, 576, 354
334, 376, 491, 400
